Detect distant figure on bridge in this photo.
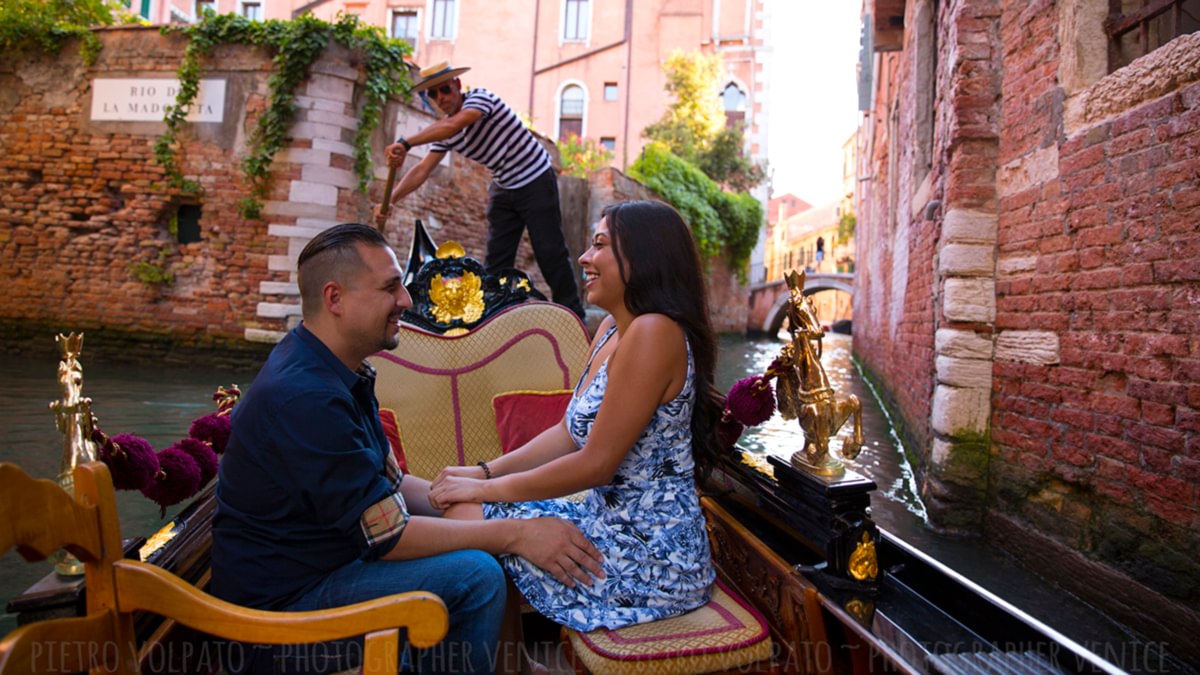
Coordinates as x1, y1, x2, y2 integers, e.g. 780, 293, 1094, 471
375, 62, 586, 320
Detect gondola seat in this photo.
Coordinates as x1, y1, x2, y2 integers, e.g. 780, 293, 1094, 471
368, 301, 591, 479
0, 462, 449, 675
561, 578, 775, 675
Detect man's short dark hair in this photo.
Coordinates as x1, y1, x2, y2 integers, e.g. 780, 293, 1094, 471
297, 223, 389, 318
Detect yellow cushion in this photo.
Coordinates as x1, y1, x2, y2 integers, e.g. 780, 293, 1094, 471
566, 580, 773, 675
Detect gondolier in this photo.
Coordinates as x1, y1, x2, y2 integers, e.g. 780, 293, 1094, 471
375, 61, 586, 320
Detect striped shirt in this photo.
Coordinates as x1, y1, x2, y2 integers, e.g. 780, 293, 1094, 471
431, 88, 551, 190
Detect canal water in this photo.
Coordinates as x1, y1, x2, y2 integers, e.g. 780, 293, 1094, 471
0, 335, 1167, 670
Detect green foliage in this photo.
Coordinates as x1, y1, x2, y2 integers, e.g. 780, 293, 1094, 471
838, 211, 856, 241
629, 142, 763, 282
643, 50, 725, 157
0, 0, 132, 66
697, 124, 767, 191
157, 12, 411, 218
557, 134, 613, 179
128, 249, 175, 287
642, 49, 764, 191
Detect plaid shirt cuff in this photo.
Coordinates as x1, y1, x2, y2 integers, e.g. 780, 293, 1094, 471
360, 491, 410, 549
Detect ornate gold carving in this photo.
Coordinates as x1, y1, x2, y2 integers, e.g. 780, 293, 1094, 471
48, 332, 97, 576
435, 241, 466, 259
847, 531, 879, 582
844, 597, 875, 624
778, 270, 865, 477
429, 271, 484, 324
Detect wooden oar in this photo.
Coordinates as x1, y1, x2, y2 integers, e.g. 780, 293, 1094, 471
377, 165, 398, 232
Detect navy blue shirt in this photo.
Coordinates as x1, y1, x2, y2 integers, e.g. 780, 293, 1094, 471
211, 324, 408, 610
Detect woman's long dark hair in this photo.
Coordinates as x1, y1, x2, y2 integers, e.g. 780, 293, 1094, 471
602, 200, 724, 479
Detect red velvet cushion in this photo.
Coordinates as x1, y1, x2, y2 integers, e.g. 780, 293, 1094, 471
492, 390, 572, 454
378, 407, 408, 473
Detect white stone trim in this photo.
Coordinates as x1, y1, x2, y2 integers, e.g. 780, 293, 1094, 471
943, 278, 996, 323
931, 384, 990, 437
996, 330, 1061, 365
938, 243, 995, 277
936, 355, 993, 389
935, 328, 994, 359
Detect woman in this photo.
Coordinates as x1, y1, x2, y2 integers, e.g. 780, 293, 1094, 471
429, 200, 724, 631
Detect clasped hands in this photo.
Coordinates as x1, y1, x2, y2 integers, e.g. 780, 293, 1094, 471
428, 464, 486, 511
430, 464, 605, 588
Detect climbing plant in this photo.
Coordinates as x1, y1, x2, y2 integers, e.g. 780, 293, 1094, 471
156, 12, 411, 218
629, 141, 763, 282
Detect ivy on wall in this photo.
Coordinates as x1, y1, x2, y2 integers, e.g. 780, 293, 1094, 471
629, 142, 763, 282
156, 12, 411, 218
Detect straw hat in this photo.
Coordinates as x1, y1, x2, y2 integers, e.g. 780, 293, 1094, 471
412, 61, 470, 92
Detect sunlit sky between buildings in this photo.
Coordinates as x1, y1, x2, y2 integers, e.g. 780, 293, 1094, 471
765, 2, 863, 207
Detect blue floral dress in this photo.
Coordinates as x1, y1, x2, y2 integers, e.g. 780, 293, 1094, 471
482, 325, 716, 631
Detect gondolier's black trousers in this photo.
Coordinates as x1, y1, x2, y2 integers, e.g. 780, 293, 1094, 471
486, 167, 586, 319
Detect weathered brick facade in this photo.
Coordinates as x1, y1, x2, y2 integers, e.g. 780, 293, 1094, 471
0, 26, 748, 366
856, 0, 1199, 658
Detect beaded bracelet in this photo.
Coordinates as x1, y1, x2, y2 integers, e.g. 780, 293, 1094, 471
477, 460, 492, 480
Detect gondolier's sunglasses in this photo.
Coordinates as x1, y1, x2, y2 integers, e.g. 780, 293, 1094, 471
428, 83, 455, 98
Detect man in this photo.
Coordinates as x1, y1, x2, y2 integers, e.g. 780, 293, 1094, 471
375, 62, 586, 319
211, 223, 602, 674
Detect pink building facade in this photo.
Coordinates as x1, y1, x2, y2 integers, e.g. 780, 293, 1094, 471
137, 0, 770, 175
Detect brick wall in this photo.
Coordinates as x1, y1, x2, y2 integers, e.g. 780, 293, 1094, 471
0, 27, 749, 364
989, 15, 1200, 653
856, 0, 1200, 655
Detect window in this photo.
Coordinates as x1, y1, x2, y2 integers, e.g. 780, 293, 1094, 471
600, 137, 616, 152
563, 0, 589, 41
195, 0, 216, 18
175, 205, 202, 244
128, 0, 151, 19
430, 0, 455, 39
392, 9, 420, 52
1106, 0, 1200, 71
558, 85, 585, 141
241, 1, 262, 20
722, 82, 746, 129
604, 82, 618, 101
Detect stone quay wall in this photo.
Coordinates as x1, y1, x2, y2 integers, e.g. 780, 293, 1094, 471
855, 0, 1200, 659
0, 27, 748, 365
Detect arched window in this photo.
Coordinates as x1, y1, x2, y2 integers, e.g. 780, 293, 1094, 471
722, 82, 746, 129
558, 85, 585, 140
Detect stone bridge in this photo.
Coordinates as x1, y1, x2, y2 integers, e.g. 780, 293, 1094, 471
746, 273, 854, 336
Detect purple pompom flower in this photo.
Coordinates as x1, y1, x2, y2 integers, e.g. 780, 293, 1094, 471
101, 433, 160, 491
171, 438, 218, 487
189, 413, 232, 454
724, 375, 777, 426
141, 446, 202, 516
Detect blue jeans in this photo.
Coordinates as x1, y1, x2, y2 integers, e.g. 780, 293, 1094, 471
227, 550, 506, 674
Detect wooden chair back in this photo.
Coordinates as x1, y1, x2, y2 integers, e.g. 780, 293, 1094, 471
0, 462, 449, 674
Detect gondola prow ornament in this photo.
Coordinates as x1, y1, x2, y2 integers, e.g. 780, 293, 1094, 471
48, 333, 97, 575
776, 270, 864, 476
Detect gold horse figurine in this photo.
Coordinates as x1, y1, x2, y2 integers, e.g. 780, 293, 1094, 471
775, 270, 864, 477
